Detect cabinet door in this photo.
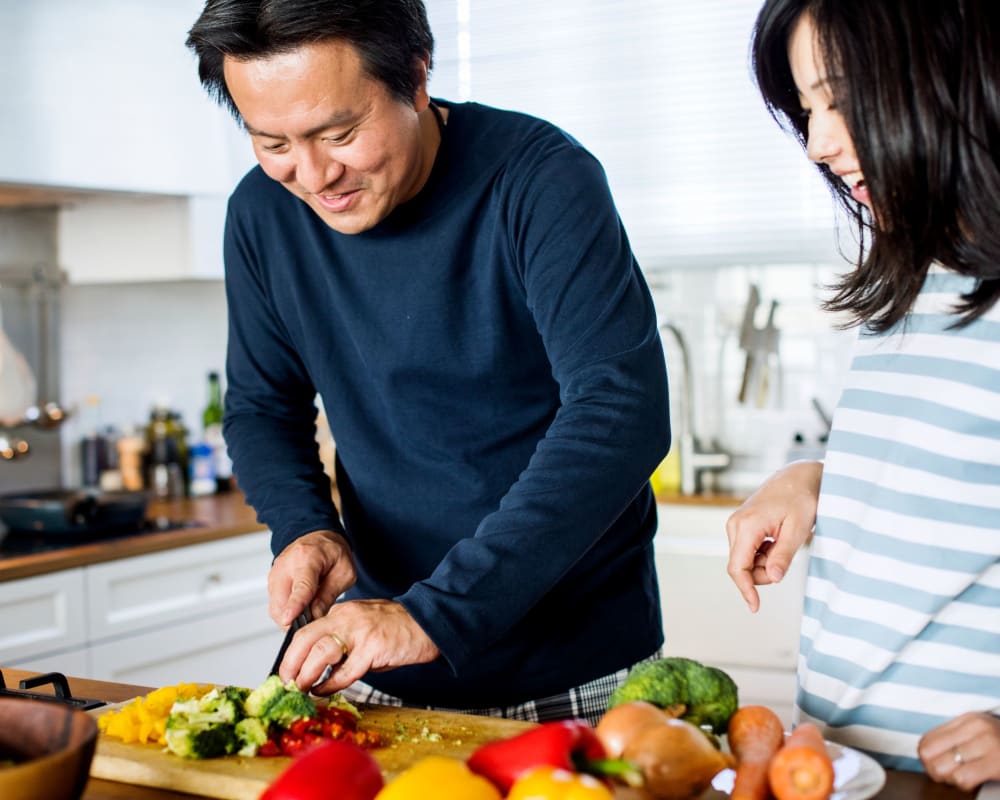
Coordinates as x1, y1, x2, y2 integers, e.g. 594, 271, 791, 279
85, 531, 271, 642
0, 1, 231, 194
0, 569, 88, 664
88, 601, 283, 688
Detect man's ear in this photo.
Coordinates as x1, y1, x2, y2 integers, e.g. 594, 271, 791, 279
412, 52, 431, 111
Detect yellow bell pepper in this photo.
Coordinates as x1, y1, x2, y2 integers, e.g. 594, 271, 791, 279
97, 682, 212, 745
375, 755, 502, 800
507, 766, 614, 800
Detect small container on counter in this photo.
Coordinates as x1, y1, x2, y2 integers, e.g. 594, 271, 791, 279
188, 442, 216, 497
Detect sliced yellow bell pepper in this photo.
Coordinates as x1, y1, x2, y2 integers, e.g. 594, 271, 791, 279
375, 755, 502, 800
507, 766, 614, 800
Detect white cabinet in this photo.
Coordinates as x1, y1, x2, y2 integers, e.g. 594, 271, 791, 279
0, 530, 284, 688
0, 2, 231, 195
57, 194, 231, 283
0, 569, 88, 669
655, 503, 808, 727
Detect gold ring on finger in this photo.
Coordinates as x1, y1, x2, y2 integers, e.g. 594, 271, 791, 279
329, 632, 349, 660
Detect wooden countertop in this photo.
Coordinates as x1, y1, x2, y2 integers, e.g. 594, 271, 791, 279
655, 490, 746, 507
0, 669, 978, 800
0, 492, 267, 582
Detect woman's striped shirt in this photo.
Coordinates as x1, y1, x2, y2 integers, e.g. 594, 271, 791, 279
796, 267, 1000, 771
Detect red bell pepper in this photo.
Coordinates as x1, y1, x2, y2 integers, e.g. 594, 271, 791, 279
467, 719, 631, 793
259, 738, 384, 800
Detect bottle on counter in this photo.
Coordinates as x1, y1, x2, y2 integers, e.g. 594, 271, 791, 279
202, 371, 233, 493
145, 403, 189, 499
117, 425, 146, 492
80, 395, 108, 489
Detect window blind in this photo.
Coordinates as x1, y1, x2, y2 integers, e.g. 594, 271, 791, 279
425, 0, 842, 273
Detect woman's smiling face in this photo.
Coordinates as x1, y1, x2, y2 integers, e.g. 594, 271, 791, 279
788, 13, 871, 208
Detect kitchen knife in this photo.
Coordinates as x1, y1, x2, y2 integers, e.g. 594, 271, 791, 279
737, 284, 760, 404
269, 610, 311, 678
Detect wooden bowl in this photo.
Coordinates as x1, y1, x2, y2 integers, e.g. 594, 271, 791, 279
0, 697, 98, 800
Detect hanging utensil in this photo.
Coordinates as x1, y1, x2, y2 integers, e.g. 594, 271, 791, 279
737, 284, 761, 404
0, 277, 37, 428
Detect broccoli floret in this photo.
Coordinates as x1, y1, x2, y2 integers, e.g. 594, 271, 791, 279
608, 657, 739, 734
244, 674, 286, 719
680, 663, 739, 734
264, 687, 317, 727
608, 659, 690, 709
221, 685, 250, 712
171, 687, 240, 727
244, 674, 316, 726
164, 716, 238, 759
234, 717, 270, 757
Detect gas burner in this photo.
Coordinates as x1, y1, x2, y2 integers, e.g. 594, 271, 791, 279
0, 670, 105, 710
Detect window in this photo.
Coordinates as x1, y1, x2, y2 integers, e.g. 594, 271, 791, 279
425, 0, 842, 273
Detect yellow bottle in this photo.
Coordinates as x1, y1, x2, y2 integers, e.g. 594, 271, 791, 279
650, 445, 682, 496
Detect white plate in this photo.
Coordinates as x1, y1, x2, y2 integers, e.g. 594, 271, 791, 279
711, 739, 887, 800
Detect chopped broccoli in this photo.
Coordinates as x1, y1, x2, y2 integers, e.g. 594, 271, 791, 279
220, 685, 250, 712
608, 657, 739, 734
325, 692, 361, 720
165, 716, 238, 759
170, 687, 241, 727
244, 674, 316, 726
265, 688, 317, 727
243, 674, 286, 718
234, 717, 269, 757
164, 676, 320, 759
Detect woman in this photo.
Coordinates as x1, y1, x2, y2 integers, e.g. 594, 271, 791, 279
727, 0, 1000, 789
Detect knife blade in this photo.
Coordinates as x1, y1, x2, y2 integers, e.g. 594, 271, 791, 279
268, 610, 311, 678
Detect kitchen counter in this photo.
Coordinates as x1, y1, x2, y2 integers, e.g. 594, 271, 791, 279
655, 490, 746, 507
1, 669, 979, 800
0, 492, 266, 582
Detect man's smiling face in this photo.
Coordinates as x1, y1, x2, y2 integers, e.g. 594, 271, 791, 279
224, 39, 434, 234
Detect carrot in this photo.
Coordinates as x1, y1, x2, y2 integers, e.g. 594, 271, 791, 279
727, 705, 786, 800
767, 722, 835, 800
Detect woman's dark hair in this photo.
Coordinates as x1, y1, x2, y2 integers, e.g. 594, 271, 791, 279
186, 0, 434, 119
752, 0, 1000, 330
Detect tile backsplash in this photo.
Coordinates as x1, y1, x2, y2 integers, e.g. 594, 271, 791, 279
648, 262, 856, 493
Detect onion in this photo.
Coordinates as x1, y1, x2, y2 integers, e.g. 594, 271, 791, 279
595, 701, 673, 758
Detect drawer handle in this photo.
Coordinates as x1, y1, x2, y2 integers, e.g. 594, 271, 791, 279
203, 572, 223, 588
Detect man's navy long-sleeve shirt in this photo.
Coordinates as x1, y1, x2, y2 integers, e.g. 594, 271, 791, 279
222, 100, 670, 707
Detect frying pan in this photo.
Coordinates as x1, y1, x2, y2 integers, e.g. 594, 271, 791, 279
0, 489, 150, 535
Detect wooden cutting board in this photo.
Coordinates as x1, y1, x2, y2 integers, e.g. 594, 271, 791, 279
90, 701, 534, 800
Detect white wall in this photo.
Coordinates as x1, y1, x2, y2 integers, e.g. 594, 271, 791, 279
58, 280, 228, 486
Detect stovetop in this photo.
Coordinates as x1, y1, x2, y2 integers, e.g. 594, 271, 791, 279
0, 669, 105, 710
0, 517, 205, 559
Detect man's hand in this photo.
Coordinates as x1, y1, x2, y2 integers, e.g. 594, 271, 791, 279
268, 530, 357, 627
277, 599, 441, 693
725, 460, 823, 612
919, 712, 1000, 791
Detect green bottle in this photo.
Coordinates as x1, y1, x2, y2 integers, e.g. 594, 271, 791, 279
203, 371, 232, 492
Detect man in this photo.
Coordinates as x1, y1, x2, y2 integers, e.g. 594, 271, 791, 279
186, 0, 670, 723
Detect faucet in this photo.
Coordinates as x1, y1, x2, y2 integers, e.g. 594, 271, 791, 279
659, 322, 731, 495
